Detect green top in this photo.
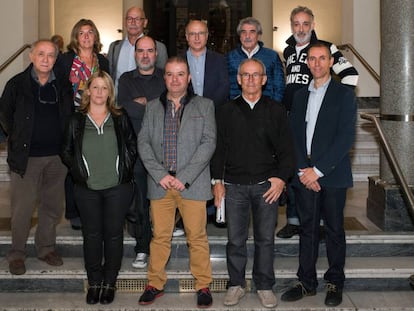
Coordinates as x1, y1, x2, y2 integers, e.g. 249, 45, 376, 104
82, 113, 119, 190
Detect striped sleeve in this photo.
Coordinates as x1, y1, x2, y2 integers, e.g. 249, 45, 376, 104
330, 43, 359, 87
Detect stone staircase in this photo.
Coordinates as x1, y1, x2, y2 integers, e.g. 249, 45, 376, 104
1, 228, 414, 311
1, 229, 414, 294
351, 107, 380, 182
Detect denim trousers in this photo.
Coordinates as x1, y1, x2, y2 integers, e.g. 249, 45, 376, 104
294, 184, 347, 290
225, 182, 278, 290
74, 182, 133, 285
286, 182, 300, 225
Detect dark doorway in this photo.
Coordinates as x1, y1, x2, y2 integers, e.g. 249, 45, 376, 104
144, 0, 252, 56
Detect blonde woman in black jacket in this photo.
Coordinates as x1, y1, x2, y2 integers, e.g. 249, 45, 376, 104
61, 71, 137, 305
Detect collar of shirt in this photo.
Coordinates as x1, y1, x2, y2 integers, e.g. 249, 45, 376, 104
295, 42, 310, 58
31, 67, 56, 85
308, 76, 331, 93
241, 94, 260, 109
241, 44, 260, 58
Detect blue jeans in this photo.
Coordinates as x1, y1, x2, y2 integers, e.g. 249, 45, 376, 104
286, 181, 324, 226
225, 182, 278, 290
74, 182, 133, 285
294, 184, 347, 290
286, 182, 300, 225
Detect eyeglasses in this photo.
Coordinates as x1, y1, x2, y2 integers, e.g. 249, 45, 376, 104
126, 16, 146, 23
239, 72, 264, 80
38, 84, 58, 105
187, 31, 208, 38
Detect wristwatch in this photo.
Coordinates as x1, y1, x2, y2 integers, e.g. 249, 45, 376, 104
211, 179, 222, 185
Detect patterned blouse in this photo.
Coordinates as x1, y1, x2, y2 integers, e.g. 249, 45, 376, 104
69, 54, 98, 107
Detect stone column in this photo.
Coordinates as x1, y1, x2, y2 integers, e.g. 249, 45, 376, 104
367, 0, 414, 230
379, 0, 414, 182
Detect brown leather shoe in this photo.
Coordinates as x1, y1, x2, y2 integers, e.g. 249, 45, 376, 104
9, 259, 26, 275
38, 251, 63, 266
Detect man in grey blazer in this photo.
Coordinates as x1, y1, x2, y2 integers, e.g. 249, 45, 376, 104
138, 56, 216, 308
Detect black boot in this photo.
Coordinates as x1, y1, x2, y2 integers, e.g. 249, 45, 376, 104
100, 284, 116, 304
86, 284, 101, 304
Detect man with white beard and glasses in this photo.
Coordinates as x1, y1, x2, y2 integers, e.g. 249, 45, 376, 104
276, 6, 359, 239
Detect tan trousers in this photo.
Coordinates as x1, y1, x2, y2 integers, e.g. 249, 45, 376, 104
148, 189, 212, 290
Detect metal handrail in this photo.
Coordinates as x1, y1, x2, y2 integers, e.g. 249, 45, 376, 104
360, 113, 414, 220
338, 43, 380, 84
0, 44, 31, 74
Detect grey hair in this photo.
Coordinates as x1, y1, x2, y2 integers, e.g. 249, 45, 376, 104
237, 58, 267, 75
236, 17, 263, 36
30, 39, 59, 58
290, 6, 314, 23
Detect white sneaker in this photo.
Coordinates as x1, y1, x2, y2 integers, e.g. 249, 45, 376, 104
224, 285, 245, 306
132, 253, 148, 269
257, 289, 277, 308
172, 227, 185, 237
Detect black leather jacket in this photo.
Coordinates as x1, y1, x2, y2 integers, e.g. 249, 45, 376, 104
61, 108, 137, 187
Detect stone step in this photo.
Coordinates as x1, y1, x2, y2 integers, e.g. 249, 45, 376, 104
1, 233, 414, 260
1, 256, 413, 292
2, 290, 414, 311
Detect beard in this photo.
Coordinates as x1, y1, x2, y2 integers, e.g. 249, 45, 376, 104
293, 30, 312, 45
137, 60, 155, 71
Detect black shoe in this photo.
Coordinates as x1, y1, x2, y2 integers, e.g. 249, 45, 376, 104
86, 285, 101, 304
139, 285, 164, 305
324, 283, 342, 306
276, 224, 299, 238
281, 282, 316, 302
409, 274, 414, 290
197, 287, 213, 308
100, 284, 116, 304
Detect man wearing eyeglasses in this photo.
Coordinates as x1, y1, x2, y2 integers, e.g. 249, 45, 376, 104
211, 58, 295, 308
107, 6, 168, 90
227, 17, 285, 102
183, 19, 229, 229
0, 39, 73, 275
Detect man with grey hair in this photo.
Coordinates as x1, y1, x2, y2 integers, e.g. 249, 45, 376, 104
0, 39, 73, 275
276, 5, 359, 239
211, 58, 295, 308
226, 17, 285, 102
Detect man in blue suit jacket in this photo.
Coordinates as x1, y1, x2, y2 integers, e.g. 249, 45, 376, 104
184, 19, 229, 227
281, 43, 357, 307
184, 19, 229, 108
